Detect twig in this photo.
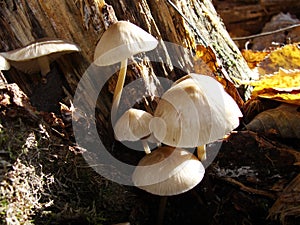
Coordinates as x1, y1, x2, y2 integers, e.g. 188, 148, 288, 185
232, 24, 300, 41
222, 177, 276, 199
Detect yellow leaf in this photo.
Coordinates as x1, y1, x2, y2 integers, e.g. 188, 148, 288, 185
241, 49, 270, 69
251, 69, 300, 105
258, 43, 300, 75
257, 92, 300, 105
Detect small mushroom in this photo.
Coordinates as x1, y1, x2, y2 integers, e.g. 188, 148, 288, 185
149, 73, 243, 148
0, 55, 10, 83
114, 108, 154, 154
0, 55, 10, 71
93, 20, 158, 118
132, 145, 205, 196
0, 38, 80, 83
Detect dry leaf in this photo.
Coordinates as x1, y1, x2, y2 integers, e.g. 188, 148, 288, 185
251, 68, 300, 105
215, 76, 244, 108
241, 49, 270, 69
258, 43, 300, 75
194, 45, 244, 107
193, 44, 216, 76
246, 103, 300, 139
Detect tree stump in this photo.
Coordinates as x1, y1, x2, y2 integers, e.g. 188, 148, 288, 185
0, 0, 253, 148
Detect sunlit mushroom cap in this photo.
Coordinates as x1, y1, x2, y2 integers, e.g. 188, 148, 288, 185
132, 146, 205, 196
93, 21, 158, 66
0, 55, 10, 71
149, 73, 243, 148
114, 108, 153, 141
0, 38, 80, 74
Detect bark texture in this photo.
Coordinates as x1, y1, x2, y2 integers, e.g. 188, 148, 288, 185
0, 0, 253, 148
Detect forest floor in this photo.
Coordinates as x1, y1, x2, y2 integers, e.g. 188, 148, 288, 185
1, 1, 300, 224
0, 78, 299, 225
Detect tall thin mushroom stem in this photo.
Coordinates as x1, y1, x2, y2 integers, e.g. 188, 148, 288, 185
111, 58, 128, 121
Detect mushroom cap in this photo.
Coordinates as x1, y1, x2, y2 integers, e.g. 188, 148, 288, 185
0, 55, 10, 71
114, 108, 153, 141
132, 146, 205, 196
0, 38, 80, 74
149, 73, 243, 148
93, 21, 158, 66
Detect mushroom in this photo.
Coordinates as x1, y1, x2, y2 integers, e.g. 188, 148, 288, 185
132, 145, 205, 196
0, 38, 80, 83
0, 55, 10, 83
0, 55, 10, 71
93, 20, 158, 119
114, 108, 154, 154
149, 73, 242, 157
132, 145, 205, 225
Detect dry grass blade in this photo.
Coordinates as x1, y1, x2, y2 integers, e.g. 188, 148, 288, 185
268, 174, 300, 223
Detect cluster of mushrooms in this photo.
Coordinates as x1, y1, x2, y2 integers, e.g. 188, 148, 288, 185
93, 20, 243, 196
0, 19, 243, 197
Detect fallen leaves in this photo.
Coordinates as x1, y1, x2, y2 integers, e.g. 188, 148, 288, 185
251, 68, 300, 105
241, 42, 300, 106
241, 42, 300, 224
246, 103, 300, 139
241, 49, 269, 69
258, 43, 300, 75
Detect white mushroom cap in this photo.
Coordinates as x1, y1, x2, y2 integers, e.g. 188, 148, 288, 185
93, 21, 158, 66
0, 38, 80, 74
114, 108, 153, 141
149, 73, 243, 148
132, 146, 205, 196
0, 55, 10, 71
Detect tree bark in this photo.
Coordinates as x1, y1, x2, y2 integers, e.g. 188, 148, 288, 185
0, 0, 253, 148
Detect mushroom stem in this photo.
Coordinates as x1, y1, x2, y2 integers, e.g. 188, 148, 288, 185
157, 196, 168, 225
142, 139, 151, 154
197, 145, 207, 161
37, 56, 51, 83
37, 56, 51, 76
111, 58, 128, 120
